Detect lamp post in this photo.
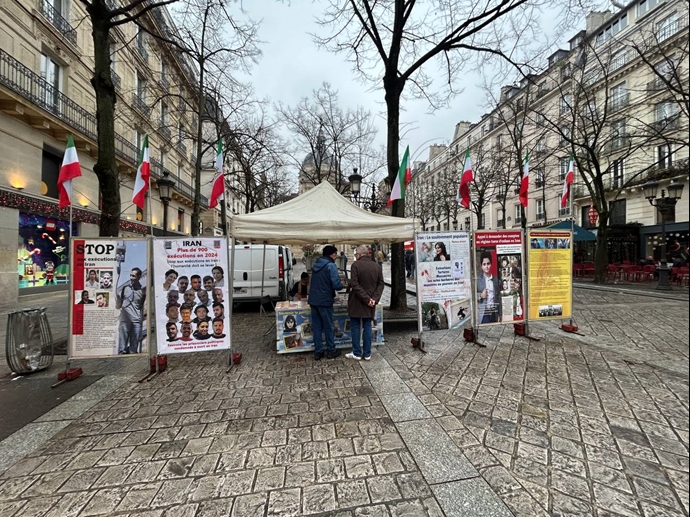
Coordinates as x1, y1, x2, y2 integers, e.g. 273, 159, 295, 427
157, 170, 175, 236
348, 168, 362, 205
643, 180, 684, 290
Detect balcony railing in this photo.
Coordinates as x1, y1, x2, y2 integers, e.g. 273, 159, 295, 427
177, 140, 187, 154
656, 15, 688, 43
132, 93, 150, 116
609, 52, 628, 72
115, 133, 139, 164
38, 0, 77, 46
136, 43, 149, 62
559, 207, 571, 217
160, 125, 171, 140
652, 116, 680, 133
0, 49, 96, 138
536, 213, 545, 220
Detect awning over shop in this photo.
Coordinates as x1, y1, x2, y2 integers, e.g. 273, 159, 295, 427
547, 220, 596, 241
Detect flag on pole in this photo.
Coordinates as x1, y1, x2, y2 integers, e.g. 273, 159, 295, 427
519, 149, 529, 208
209, 139, 225, 208
561, 154, 574, 208
456, 149, 473, 209
387, 146, 410, 206
57, 134, 82, 208
132, 135, 150, 210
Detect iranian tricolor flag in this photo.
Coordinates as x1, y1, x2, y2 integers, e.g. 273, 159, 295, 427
57, 134, 82, 208
387, 145, 410, 206
209, 139, 225, 208
456, 149, 473, 209
132, 135, 150, 210
519, 149, 529, 208
561, 154, 574, 208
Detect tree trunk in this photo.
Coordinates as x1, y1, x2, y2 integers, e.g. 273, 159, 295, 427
384, 77, 406, 311
90, 9, 120, 236
594, 213, 609, 284
191, 83, 205, 236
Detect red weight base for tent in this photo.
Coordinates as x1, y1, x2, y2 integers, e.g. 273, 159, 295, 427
57, 367, 83, 381
150, 355, 168, 373
561, 323, 579, 333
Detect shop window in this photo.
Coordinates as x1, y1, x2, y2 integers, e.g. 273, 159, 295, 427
18, 213, 76, 289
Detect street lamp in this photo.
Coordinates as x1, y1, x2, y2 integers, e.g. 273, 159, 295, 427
348, 168, 362, 204
157, 170, 175, 236
643, 180, 684, 290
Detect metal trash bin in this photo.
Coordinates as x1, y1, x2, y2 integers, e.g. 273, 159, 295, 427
5, 308, 54, 374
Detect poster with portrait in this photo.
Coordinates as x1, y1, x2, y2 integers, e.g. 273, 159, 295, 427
153, 237, 230, 355
528, 230, 573, 320
415, 232, 472, 330
275, 300, 384, 354
70, 238, 149, 358
473, 230, 525, 327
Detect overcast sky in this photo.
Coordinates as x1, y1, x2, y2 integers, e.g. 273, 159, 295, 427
236, 0, 589, 181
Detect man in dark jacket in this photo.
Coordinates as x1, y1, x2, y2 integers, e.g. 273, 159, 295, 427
308, 245, 344, 360
345, 245, 384, 361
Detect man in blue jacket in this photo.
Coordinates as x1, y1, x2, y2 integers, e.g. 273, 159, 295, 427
308, 245, 344, 360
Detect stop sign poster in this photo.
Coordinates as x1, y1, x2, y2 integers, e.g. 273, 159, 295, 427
69, 238, 149, 358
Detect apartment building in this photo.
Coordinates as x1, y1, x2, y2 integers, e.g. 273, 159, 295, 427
0, 0, 210, 301
413, 0, 688, 263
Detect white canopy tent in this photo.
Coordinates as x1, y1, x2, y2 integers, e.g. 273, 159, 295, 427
230, 181, 419, 244
225, 181, 420, 364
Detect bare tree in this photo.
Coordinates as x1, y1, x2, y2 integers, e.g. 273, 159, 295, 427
314, 0, 563, 309
276, 83, 383, 194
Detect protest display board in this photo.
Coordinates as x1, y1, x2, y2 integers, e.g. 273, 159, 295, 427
415, 232, 472, 330
527, 230, 573, 320
275, 300, 384, 354
473, 230, 525, 326
153, 237, 231, 355
70, 238, 149, 358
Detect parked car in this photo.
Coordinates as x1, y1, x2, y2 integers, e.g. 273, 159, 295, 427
229, 244, 294, 303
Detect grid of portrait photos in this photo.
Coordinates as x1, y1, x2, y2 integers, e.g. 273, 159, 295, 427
497, 253, 524, 322
77, 268, 115, 308
153, 238, 230, 354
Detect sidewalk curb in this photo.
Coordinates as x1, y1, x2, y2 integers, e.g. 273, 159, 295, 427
573, 282, 689, 301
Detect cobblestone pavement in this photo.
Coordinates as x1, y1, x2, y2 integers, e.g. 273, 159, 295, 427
0, 287, 687, 516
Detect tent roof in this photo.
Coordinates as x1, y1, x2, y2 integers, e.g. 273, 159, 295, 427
547, 220, 596, 241
230, 181, 420, 245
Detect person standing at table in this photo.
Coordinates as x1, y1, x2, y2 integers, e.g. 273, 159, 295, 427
345, 245, 384, 361
308, 245, 343, 360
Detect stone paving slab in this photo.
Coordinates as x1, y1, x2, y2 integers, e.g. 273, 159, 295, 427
432, 478, 514, 517
379, 393, 432, 422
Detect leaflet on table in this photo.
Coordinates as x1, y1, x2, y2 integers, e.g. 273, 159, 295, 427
153, 238, 230, 355
527, 230, 573, 320
415, 232, 472, 330
69, 238, 149, 358
473, 230, 525, 326
275, 300, 384, 354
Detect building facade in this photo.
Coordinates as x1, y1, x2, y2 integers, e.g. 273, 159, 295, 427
0, 0, 209, 302
411, 0, 688, 263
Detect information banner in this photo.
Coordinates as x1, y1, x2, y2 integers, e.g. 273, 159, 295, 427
528, 230, 573, 320
275, 300, 383, 354
473, 230, 525, 326
415, 232, 472, 330
153, 237, 230, 355
70, 238, 149, 358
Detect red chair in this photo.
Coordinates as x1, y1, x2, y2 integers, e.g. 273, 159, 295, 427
583, 262, 595, 276
621, 265, 639, 281
606, 264, 620, 281
573, 264, 584, 277
622, 260, 632, 266
639, 265, 655, 282
675, 268, 689, 286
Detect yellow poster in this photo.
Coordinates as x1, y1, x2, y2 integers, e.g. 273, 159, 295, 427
528, 230, 572, 320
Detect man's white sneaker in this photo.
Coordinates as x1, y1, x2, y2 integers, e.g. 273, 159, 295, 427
363, 356, 371, 361
345, 352, 361, 361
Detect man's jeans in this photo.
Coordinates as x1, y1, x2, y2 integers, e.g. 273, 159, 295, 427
119, 320, 142, 354
311, 305, 335, 354
350, 317, 372, 358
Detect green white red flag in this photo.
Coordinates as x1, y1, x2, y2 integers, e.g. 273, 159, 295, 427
209, 139, 225, 208
456, 149, 473, 209
57, 134, 82, 208
561, 154, 574, 208
519, 149, 529, 208
132, 135, 150, 210
387, 146, 410, 206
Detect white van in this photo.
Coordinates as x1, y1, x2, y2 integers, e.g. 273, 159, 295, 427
230, 244, 294, 303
